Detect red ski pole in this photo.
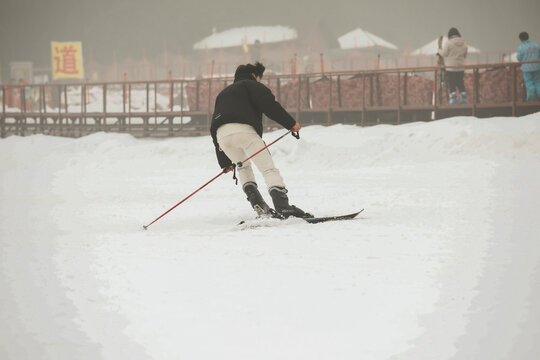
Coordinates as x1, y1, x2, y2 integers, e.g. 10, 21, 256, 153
142, 129, 298, 230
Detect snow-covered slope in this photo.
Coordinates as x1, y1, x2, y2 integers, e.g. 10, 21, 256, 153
1, 114, 539, 359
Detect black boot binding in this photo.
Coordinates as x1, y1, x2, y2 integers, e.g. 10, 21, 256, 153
269, 186, 313, 218
243, 182, 273, 217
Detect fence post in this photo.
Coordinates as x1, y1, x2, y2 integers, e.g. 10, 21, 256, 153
128, 83, 132, 132
369, 74, 374, 106
195, 80, 200, 111
296, 75, 301, 122
64, 85, 68, 113
168, 70, 173, 111
169, 72, 174, 137
21, 86, 26, 113
81, 83, 85, 137
146, 82, 150, 113
397, 70, 401, 124
207, 75, 213, 131
473, 68, 478, 117
306, 75, 311, 110
376, 72, 381, 107
511, 63, 517, 116
103, 84, 107, 133
144, 82, 149, 137
403, 72, 408, 106
1, 86, 5, 138
44, 83, 50, 112
65, 84, 71, 136
277, 78, 281, 103
362, 74, 366, 126
154, 82, 157, 127
328, 74, 332, 125
58, 86, 62, 136
433, 70, 439, 119
179, 80, 184, 127
123, 73, 127, 113
337, 75, 342, 108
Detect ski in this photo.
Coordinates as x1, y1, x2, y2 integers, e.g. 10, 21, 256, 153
238, 209, 364, 227
302, 209, 364, 224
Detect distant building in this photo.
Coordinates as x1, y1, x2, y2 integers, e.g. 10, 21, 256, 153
337, 28, 399, 52
193, 26, 298, 50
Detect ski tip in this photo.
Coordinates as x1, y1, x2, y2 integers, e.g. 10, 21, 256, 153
303, 209, 365, 224
142, 225, 148, 230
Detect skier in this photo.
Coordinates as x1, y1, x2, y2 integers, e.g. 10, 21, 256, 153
517, 32, 540, 101
438, 28, 468, 104
210, 62, 312, 219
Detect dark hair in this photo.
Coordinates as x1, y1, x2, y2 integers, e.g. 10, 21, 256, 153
234, 62, 265, 80
519, 32, 529, 41
448, 27, 461, 38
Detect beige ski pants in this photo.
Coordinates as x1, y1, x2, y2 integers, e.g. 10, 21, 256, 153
218, 132, 286, 189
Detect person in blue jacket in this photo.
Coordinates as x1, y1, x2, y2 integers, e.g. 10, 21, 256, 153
517, 32, 540, 101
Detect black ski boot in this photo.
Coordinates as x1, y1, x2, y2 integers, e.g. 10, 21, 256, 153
269, 186, 313, 218
243, 182, 272, 217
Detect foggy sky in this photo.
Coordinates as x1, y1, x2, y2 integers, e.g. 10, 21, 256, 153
1, 0, 539, 68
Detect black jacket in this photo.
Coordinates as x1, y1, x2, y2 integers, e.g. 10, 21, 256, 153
210, 74, 296, 168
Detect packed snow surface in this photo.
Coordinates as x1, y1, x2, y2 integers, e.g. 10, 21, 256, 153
1, 114, 540, 359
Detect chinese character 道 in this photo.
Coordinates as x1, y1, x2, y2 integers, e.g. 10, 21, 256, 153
54, 45, 79, 75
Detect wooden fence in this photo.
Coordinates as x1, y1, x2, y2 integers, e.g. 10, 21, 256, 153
2, 61, 540, 138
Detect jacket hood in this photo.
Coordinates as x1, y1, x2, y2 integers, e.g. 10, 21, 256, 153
234, 62, 265, 82
234, 73, 256, 83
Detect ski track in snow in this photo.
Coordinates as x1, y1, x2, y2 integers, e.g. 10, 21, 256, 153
1, 114, 540, 359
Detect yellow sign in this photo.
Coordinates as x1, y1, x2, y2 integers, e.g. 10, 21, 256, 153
51, 41, 84, 79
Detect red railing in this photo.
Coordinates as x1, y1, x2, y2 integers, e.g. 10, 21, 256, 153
1, 61, 539, 138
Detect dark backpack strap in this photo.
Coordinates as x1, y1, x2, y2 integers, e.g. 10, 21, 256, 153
232, 163, 239, 185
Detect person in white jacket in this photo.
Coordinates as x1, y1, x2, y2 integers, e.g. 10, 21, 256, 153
438, 28, 469, 104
